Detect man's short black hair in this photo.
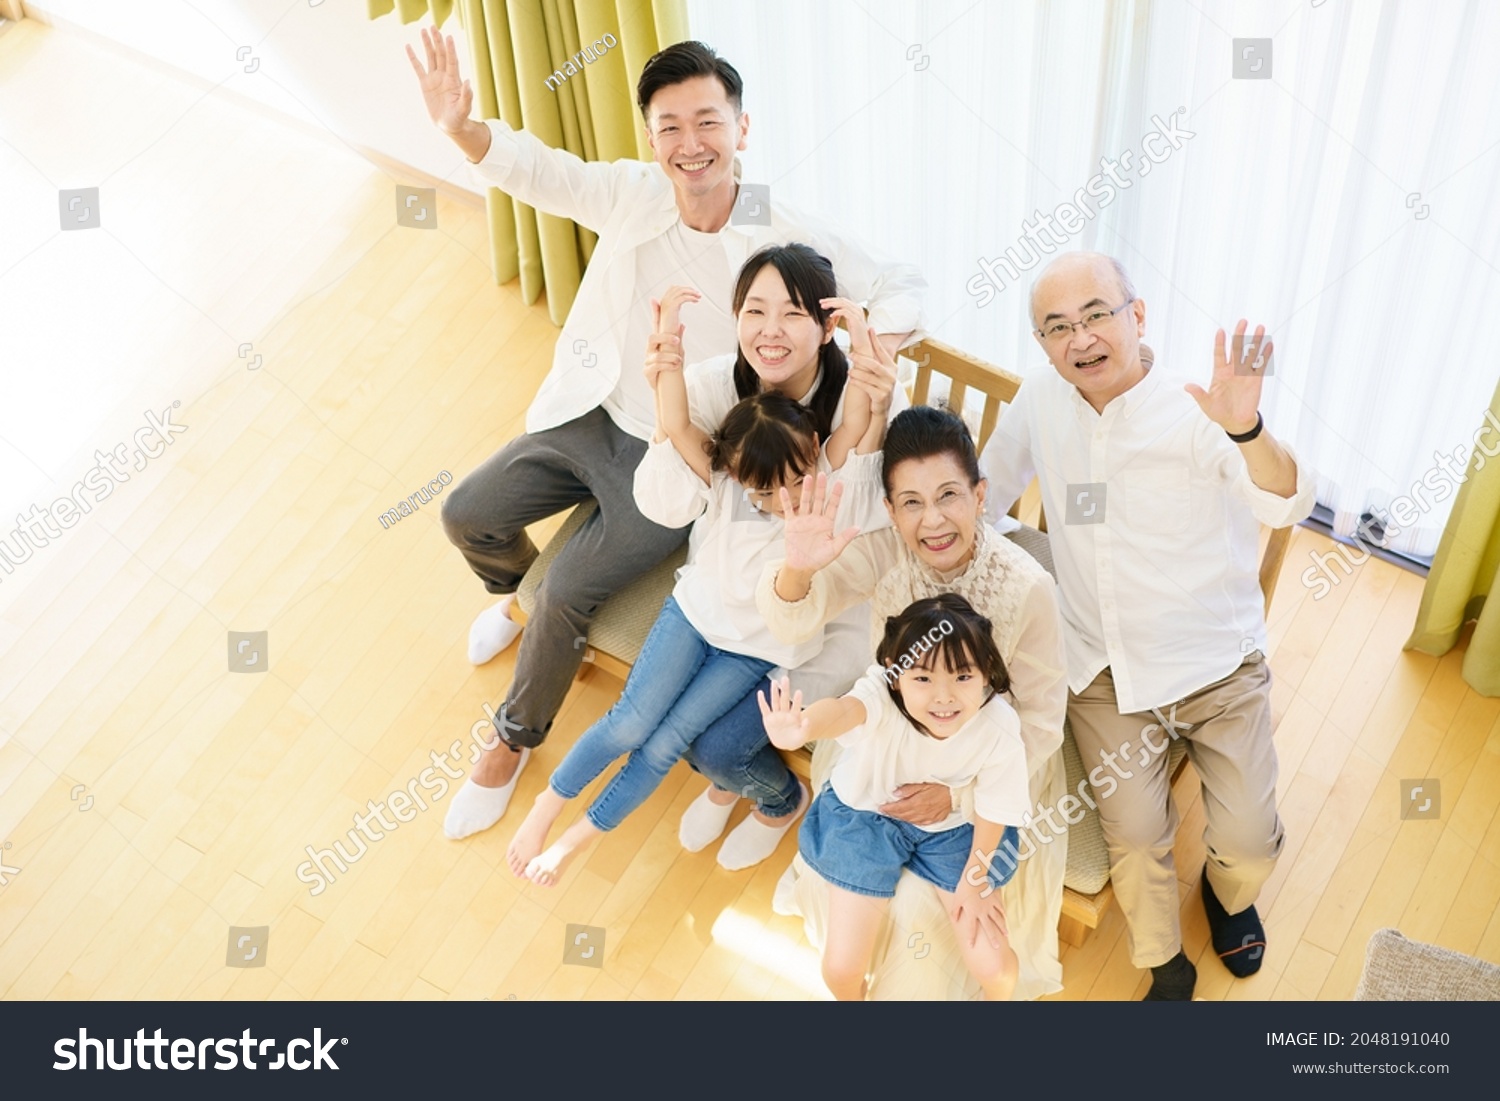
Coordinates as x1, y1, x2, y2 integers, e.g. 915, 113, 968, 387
636, 40, 743, 120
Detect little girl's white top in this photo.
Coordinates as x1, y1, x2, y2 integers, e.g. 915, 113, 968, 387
830, 665, 1031, 833
634, 446, 880, 668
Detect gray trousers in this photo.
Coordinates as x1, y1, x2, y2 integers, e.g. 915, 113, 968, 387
1066, 653, 1284, 968
440, 406, 689, 747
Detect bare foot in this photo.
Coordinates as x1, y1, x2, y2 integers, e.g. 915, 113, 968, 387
506, 788, 566, 877
524, 818, 602, 887
707, 786, 738, 807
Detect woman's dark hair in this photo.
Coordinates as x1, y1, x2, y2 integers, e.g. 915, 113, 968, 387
729, 243, 848, 440
708, 390, 821, 492
876, 593, 1009, 734
637, 41, 744, 118
880, 406, 984, 498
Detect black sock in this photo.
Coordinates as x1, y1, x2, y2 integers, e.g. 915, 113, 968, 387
1143, 950, 1196, 1000
1202, 868, 1266, 977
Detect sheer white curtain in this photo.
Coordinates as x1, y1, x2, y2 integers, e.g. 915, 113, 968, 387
689, 0, 1500, 557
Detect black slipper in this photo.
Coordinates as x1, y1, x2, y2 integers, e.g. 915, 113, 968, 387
1202, 867, 1266, 977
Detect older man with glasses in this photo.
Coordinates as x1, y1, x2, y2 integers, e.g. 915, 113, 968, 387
980, 251, 1315, 1000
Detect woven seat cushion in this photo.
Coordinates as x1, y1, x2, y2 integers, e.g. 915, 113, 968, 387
515, 500, 684, 665
1354, 928, 1500, 1001
1004, 522, 1054, 576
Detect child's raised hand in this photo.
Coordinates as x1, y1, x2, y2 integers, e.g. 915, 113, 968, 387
849, 329, 899, 416
645, 287, 700, 389
820, 296, 872, 357
757, 676, 808, 748
655, 285, 701, 335
779, 472, 861, 572
822, 297, 896, 415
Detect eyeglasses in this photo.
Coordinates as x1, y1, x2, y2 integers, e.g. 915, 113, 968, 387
1035, 300, 1135, 342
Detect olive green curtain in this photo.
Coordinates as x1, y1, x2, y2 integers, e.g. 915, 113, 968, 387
370, 0, 690, 324
1406, 377, 1500, 695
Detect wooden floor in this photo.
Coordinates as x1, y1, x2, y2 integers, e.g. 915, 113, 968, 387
2, 19, 1496, 1002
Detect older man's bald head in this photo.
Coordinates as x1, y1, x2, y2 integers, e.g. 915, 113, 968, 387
1029, 252, 1138, 328
1028, 250, 1148, 412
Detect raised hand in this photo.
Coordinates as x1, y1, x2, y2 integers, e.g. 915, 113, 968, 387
821, 296, 873, 355
644, 287, 698, 391
778, 472, 861, 572
656, 285, 701, 336
406, 28, 473, 135
822, 297, 897, 414
850, 331, 899, 416
757, 676, 809, 749
1185, 320, 1270, 436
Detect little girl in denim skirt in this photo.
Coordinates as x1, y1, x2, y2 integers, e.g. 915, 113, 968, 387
759, 592, 1028, 1000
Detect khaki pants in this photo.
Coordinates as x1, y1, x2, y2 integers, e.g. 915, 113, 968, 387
1067, 654, 1283, 968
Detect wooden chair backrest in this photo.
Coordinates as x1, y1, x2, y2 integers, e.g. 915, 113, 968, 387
902, 337, 1292, 617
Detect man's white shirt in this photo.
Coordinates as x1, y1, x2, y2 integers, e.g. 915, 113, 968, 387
468, 118, 926, 438
980, 363, 1315, 714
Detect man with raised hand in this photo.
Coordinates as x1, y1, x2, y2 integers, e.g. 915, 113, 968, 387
406, 30, 924, 838
980, 251, 1314, 1000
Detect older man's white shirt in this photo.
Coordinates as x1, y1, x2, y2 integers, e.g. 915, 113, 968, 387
981, 363, 1315, 714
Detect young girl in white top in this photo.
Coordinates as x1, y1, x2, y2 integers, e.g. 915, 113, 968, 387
504, 277, 887, 886
760, 592, 1029, 1000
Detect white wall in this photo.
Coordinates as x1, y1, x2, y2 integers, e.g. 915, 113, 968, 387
25, 0, 482, 195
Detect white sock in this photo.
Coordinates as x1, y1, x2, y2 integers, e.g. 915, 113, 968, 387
679, 787, 737, 852
716, 781, 809, 871
443, 748, 530, 839
468, 596, 522, 665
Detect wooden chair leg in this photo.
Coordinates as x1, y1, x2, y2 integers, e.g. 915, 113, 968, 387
1058, 912, 1091, 949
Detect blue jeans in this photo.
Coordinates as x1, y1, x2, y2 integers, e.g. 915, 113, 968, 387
682, 684, 803, 818
549, 597, 774, 832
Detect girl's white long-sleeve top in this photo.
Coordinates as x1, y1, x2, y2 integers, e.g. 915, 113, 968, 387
634, 447, 885, 671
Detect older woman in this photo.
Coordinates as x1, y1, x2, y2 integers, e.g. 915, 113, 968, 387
756, 405, 1069, 1000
